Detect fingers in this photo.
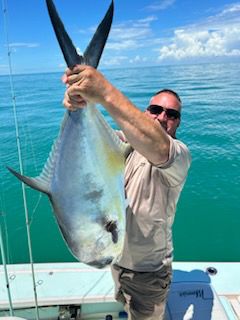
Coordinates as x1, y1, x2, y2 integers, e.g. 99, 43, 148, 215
63, 65, 95, 86
64, 65, 86, 81
62, 64, 99, 109
62, 73, 68, 84
62, 90, 87, 112
65, 65, 85, 75
62, 65, 87, 111
63, 98, 85, 112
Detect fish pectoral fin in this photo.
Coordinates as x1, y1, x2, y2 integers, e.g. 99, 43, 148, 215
105, 220, 118, 244
7, 166, 50, 195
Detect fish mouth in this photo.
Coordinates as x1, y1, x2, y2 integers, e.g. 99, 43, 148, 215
88, 256, 114, 269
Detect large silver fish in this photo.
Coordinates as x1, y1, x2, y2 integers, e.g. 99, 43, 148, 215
8, 0, 130, 268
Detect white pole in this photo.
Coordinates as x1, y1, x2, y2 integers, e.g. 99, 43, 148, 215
2, 0, 40, 319
0, 221, 14, 316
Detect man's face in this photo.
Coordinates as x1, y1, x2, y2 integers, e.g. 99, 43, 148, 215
145, 92, 181, 138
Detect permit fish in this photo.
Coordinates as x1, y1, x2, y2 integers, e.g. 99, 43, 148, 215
8, 0, 130, 268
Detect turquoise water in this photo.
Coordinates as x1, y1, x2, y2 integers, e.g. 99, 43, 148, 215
0, 63, 239, 264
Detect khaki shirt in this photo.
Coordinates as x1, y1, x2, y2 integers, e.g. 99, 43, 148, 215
115, 136, 191, 271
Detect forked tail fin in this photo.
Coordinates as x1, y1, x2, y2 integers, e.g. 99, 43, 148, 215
46, 0, 114, 69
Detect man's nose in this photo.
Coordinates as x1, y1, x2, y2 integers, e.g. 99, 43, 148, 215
158, 110, 168, 121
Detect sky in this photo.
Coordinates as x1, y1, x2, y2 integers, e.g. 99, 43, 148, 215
0, 0, 240, 75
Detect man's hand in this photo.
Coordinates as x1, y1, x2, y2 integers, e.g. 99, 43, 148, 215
62, 89, 86, 112
62, 65, 113, 111
61, 64, 171, 165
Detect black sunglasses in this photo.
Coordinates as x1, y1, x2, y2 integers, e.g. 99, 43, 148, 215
147, 105, 181, 120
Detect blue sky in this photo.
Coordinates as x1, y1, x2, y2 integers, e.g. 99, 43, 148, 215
0, 0, 240, 74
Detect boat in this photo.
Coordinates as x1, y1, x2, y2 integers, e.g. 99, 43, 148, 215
1, 261, 240, 319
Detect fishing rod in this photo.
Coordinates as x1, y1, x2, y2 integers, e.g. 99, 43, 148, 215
1, 0, 40, 318
0, 218, 14, 316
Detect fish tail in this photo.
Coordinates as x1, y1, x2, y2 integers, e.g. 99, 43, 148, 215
46, 0, 114, 69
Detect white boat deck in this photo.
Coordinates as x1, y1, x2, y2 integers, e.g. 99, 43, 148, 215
0, 261, 240, 319
1, 263, 115, 308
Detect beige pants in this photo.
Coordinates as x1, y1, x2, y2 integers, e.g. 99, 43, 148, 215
111, 264, 172, 320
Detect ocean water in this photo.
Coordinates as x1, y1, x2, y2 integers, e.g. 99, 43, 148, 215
0, 63, 239, 264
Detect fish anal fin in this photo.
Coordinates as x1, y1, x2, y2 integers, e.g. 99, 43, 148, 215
7, 166, 50, 195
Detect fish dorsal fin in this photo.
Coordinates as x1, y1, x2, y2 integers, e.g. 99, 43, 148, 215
46, 0, 114, 69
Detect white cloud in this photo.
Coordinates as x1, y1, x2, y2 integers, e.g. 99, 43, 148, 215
107, 39, 143, 51
101, 55, 128, 66
8, 42, 39, 48
132, 16, 158, 27
111, 27, 151, 40
129, 55, 148, 63
81, 3, 240, 67
146, 0, 176, 11
219, 3, 240, 16
106, 16, 156, 52
77, 29, 88, 34
76, 47, 83, 56
157, 3, 240, 61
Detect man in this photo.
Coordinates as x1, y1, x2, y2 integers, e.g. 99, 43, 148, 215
63, 65, 191, 320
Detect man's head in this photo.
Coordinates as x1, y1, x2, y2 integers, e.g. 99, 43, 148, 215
146, 89, 182, 138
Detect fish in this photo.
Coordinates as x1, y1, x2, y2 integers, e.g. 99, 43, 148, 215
8, 0, 131, 268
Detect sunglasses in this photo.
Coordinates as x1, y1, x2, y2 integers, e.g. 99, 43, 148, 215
147, 105, 181, 120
